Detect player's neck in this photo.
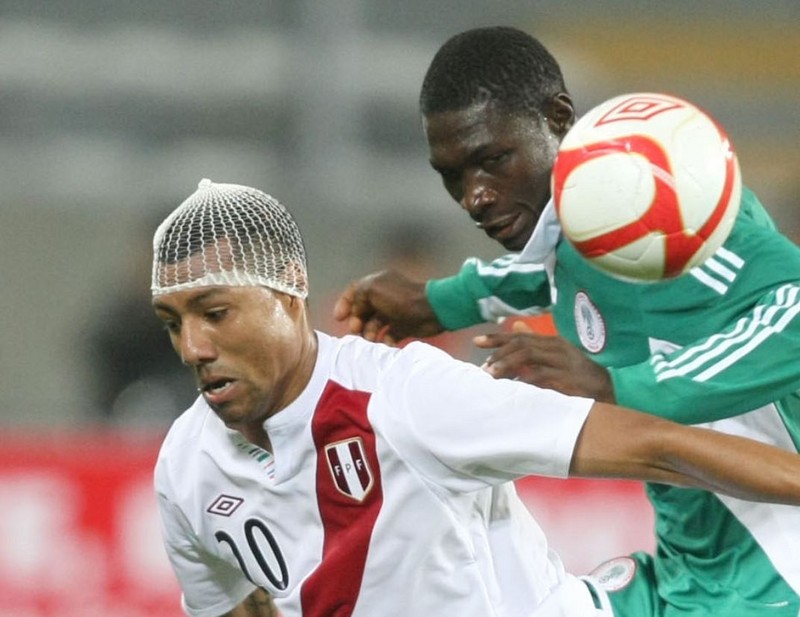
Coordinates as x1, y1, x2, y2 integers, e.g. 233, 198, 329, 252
239, 425, 272, 452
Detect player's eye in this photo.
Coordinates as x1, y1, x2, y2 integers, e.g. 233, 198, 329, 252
162, 320, 180, 334
435, 169, 462, 200
205, 308, 228, 322
483, 152, 509, 169
437, 168, 459, 185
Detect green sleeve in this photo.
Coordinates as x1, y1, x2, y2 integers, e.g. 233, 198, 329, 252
610, 283, 800, 424
425, 255, 553, 331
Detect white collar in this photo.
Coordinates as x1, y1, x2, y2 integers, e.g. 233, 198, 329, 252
516, 198, 562, 264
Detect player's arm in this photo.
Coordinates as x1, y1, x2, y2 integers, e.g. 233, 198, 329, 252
426, 255, 552, 330
333, 255, 552, 343
219, 588, 279, 617
609, 282, 800, 423
570, 401, 800, 504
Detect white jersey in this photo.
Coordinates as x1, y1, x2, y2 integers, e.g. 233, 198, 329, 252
155, 332, 594, 617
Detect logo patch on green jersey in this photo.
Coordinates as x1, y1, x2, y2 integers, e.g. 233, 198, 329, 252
574, 291, 607, 353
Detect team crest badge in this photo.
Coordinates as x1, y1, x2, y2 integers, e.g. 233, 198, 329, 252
574, 291, 606, 353
588, 556, 637, 592
325, 437, 374, 502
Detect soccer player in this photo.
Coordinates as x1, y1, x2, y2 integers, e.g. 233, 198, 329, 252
153, 179, 800, 617
332, 26, 800, 616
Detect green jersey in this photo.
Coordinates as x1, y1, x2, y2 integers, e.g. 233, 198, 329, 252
426, 187, 800, 614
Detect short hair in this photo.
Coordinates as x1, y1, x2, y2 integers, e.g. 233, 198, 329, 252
419, 26, 567, 118
151, 179, 308, 299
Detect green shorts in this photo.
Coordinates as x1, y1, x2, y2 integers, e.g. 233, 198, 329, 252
586, 552, 800, 617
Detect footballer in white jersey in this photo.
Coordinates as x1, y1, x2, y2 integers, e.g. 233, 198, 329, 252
152, 180, 800, 617
155, 332, 598, 617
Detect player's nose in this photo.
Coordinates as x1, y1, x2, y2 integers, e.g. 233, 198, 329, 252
179, 320, 217, 366
462, 184, 497, 220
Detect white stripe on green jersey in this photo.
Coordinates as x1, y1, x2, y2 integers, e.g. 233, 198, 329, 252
705, 404, 800, 595
477, 297, 550, 323
653, 283, 800, 382
471, 255, 547, 277
689, 246, 744, 293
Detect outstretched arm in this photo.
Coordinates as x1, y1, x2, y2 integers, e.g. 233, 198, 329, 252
333, 255, 554, 343
571, 401, 800, 505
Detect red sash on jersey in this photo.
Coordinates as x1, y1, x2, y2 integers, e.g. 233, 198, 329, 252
303, 381, 383, 615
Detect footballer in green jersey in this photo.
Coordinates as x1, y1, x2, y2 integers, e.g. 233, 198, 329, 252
333, 26, 800, 616
428, 187, 800, 616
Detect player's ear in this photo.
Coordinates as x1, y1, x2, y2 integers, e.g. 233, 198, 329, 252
544, 93, 575, 138
276, 289, 307, 317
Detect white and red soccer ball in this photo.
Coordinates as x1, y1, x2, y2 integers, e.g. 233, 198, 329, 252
552, 92, 742, 282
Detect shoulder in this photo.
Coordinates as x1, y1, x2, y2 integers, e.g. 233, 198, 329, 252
737, 186, 777, 230
324, 332, 453, 389
723, 187, 800, 270
321, 334, 479, 425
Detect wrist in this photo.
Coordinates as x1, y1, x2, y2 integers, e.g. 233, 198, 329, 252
426, 277, 483, 330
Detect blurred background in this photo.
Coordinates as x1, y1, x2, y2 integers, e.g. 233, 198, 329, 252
0, 1, 797, 615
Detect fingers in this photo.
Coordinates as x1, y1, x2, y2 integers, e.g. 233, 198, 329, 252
473, 322, 546, 349
346, 314, 366, 336
482, 345, 538, 379
476, 332, 533, 377
332, 283, 356, 322
334, 280, 377, 337
345, 313, 398, 345
475, 333, 516, 377
511, 320, 535, 334
475, 331, 559, 381
361, 316, 386, 342
376, 325, 398, 346
473, 332, 515, 349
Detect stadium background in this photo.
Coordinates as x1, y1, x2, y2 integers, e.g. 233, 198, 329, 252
0, 1, 797, 615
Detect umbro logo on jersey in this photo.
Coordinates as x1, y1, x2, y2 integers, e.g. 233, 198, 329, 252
325, 437, 374, 502
207, 494, 244, 517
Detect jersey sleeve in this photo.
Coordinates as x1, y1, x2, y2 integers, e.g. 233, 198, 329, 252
610, 282, 800, 424
374, 341, 593, 492
156, 472, 255, 617
425, 255, 553, 330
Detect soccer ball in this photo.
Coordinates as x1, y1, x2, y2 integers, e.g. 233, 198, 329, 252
552, 92, 742, 282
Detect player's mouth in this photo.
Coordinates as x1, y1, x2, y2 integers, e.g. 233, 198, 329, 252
479, 213, 525, 244
201, 378, 239, 406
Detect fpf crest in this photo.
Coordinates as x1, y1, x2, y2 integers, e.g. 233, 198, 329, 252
325, 437, 374, 502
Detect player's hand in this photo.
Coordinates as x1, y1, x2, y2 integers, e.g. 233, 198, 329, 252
333, 269, 444, 344
224, 586, 279, 616
474, 320, 616, 403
